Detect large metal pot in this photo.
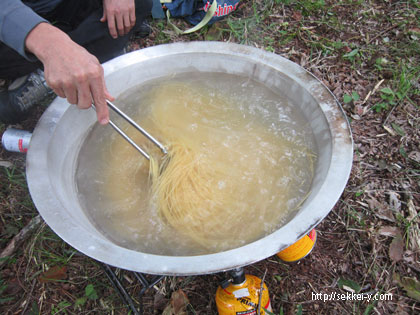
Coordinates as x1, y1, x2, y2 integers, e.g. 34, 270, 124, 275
26, 42, 353, 275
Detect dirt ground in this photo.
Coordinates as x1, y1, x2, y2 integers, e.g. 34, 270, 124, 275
1, 0, 419, 314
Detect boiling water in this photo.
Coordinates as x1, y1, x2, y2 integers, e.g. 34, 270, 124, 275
76, 72, 317, 255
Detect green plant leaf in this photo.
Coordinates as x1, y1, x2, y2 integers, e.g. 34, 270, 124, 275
391, 123, 405, 136
355, 190, 364, 197
85, 284, 98, 300
0, 297, 14, 304
263, 307, 276, 315
363, 298, 378, 315
338, 278, 361, 293
279, 306, 284, 315
343, 94, 353, 103
351, 91, 360, 101
399, 146, 408, 158
373, 102, 388, 112
394, 273, 420, 302
58, 301, 71, 308
375, 57, 385, 65
74, 297, 87, 308
380, 87, 394, 95
0, 279, 7, 294
343, 49, 359, 58
28, 301, 39, 315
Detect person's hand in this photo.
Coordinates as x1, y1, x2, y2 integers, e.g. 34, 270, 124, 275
25, 22, 112, 124
101, 0, 136, 39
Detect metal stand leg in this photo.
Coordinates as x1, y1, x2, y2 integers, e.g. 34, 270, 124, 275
101, 264, 165, 314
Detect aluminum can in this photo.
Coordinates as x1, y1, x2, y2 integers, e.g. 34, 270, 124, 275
1, 128, 32, 153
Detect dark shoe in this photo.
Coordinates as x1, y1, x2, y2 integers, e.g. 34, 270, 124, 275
0, 88, 19, 124
0, 88, 30, 124
0, 70, 53, 124
134, 20, 151, 38
8, 69, 53, 112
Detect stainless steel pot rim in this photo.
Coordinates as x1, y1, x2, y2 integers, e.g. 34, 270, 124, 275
26, 41, 353, 275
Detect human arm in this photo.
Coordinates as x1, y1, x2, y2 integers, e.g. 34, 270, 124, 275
25, 22, 112, 124
0, 0, 48, 60
100, 0, 136, 39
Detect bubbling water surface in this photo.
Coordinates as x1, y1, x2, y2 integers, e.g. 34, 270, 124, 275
76, 72, 316, 255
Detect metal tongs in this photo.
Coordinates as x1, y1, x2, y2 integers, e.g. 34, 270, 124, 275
94, 100, 168, 160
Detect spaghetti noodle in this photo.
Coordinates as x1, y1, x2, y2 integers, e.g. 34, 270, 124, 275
79, 74, 317, 255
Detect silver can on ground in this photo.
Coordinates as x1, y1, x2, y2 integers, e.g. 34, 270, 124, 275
2, 128, 32, 153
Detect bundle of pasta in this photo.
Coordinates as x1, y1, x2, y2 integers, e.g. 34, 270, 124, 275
98, 78, 316, 253
146, 83, 296, 249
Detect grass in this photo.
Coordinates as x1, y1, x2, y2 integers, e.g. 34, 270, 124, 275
0, 165, 36, 251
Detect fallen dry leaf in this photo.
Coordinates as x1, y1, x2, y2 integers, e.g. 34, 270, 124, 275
292, 10, 302, 21
343, 46, 352, 53
403, 250, 415, 264
388, 191, 401, 212
154, 292, 168, 311
408, 151, 420, 163
39, 266, 67, 283
393, 303, 410, 315
409, 27, 420, 34
404, 198, 420, 251
389, 233, 404, 263
0, 160, 13, 168
163, 289, 189, 315
406, 198, 418, 221
378, 226, 400, 237
2, 278, 22, 295
408, 226, 420, 252
354, 104, 365, 116
367, 197, 395, 222
383, 125, 396, 136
